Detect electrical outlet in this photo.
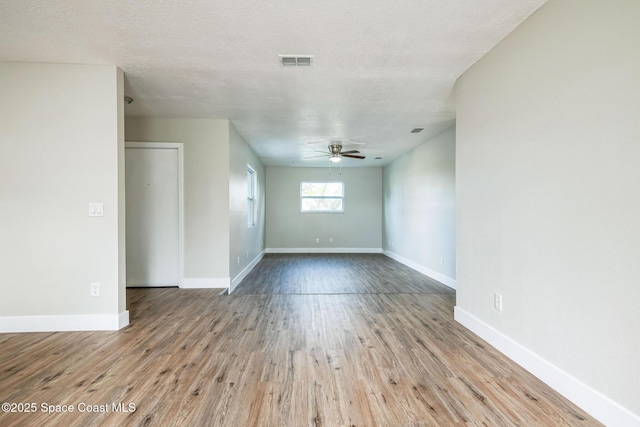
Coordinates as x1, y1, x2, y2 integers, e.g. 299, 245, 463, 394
494, 293, 503, 311
246, 250, 249, 258
315, 238, 320, 244
91, 282, 100, 297
237, 256, 240, 265
88, 202, 104, 217
329, 237, 333, 243
440, 257, 444, 265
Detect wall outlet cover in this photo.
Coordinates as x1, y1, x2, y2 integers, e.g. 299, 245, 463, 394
494, 293, 503, 311
88, 202, 104, 217
90, 282, 100, 297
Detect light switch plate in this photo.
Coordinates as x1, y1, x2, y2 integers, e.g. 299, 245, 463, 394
89, 202, 104, 217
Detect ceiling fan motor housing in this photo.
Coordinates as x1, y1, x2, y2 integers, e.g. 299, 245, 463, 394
329, 144, 342, 154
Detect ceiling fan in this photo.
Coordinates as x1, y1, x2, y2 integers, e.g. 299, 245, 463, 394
304, 140, 366, 163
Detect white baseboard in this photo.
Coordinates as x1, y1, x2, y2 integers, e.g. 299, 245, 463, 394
383, 250, 456, 290
454, 306, 640, 427
265, 247, 383, 254
0, 311, 130, 333
230, 251, 265, 293
119, 310, 130, 329
181, 277, 230, 289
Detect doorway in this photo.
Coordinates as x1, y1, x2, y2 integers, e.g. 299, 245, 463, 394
125, 142, 183, 287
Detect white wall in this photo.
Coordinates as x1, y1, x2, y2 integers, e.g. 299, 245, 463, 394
125, 118, 231, 287
383, 128, 456, 288
266, 167, 382, 251
229, 122, 265, 290
0, 62, 127, 331
455, 0, 640, 424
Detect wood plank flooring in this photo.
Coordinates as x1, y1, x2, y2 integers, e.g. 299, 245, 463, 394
234, 254, 454, 295
0, 255, 600, 426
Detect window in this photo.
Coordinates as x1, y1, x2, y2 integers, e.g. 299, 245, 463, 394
300, 181, 344, 213
247, 166, 256, 227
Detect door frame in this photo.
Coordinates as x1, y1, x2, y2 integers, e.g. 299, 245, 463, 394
125, 141, 184, 287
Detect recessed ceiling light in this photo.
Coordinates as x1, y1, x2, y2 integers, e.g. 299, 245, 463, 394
410, 128, 424, 133
279, 55, 313, 66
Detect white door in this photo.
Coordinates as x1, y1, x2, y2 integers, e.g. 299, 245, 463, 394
125, 143, 182, 287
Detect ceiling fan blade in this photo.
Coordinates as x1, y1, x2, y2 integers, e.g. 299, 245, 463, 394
314, 150, 330, 154
342, 154, 366, 159
340, 150, 360, 155
306, 140, 327, 145
303, 154, 330, 159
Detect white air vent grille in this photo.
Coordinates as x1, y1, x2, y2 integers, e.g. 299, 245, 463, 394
280, 55, 313, 66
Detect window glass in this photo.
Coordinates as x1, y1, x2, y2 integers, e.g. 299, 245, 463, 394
300, 181, 344, 213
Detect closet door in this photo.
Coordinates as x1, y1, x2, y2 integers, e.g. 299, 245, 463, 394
125, 143, 182, 287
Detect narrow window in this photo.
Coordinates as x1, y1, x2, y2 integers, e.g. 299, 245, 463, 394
300, 181, 344, 213
247, 166, 256, 227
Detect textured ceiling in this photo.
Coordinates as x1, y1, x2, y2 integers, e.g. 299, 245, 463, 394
0, 0, 547, 166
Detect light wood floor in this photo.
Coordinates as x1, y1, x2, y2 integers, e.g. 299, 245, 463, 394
234, 254, 454, 295
0, 256, 600, 426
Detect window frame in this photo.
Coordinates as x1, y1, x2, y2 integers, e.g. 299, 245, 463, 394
300, 181, 345, 214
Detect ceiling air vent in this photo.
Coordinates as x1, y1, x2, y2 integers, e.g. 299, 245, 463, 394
411, 128, 424, 133
280, 55, 313, 66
